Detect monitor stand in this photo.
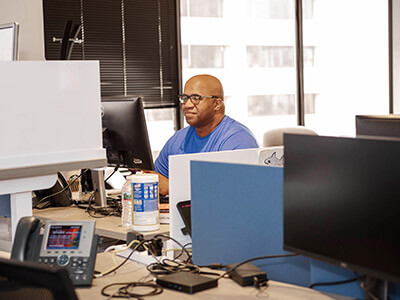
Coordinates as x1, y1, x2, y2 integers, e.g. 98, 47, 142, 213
362, 276, 388, 300
91, 168, 107, 207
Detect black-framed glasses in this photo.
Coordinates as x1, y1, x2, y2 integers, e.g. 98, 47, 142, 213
178, 94, 219, 105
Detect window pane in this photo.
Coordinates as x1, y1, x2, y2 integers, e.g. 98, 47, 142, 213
303, 0, 388, 136
248, 93, 317, 116
248, 0, 294, 19
181, 1, 297, 144
189, 45, 225, 68
247, 46, 294, 68
189, 0, 223, 18
248, 95, 295, 116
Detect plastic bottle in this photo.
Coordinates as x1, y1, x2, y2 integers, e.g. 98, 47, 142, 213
121, 175, 133, 228
131, 173, 160, 231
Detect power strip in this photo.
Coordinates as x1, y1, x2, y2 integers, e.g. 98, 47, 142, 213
111, 245, 167, 265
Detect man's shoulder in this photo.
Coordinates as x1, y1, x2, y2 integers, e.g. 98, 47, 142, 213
220, 116, 253, 134
216, 116, 259, 149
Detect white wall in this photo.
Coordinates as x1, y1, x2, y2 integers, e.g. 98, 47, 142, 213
0, 0, 45, 60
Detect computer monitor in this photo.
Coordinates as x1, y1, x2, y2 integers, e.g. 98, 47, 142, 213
0, 22, 19, 61
284, 134, 400, 285
101, 97, 154, 170
356, 114, 400, 138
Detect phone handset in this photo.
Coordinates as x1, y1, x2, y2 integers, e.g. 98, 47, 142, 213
11, 216, 43, 261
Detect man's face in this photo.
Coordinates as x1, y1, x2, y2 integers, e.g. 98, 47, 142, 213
182, 81, 217, 128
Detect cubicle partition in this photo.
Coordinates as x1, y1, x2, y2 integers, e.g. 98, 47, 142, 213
190, 161, 311, 287
0, 61, 106, 251
168, 147, 284, 249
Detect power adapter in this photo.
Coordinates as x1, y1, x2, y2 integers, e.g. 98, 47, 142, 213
225, 262, 268, 287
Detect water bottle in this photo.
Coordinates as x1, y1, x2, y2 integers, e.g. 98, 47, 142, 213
121, 175, 133, 228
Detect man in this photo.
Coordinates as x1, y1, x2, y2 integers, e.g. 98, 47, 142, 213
154, 74, 258, 195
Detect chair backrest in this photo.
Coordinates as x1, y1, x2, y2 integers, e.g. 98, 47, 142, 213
0, 257, 78, 300
263, 126, 318, 147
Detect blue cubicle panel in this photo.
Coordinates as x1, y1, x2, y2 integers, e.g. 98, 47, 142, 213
190, 161, 311, 287
0, 194, 11, 217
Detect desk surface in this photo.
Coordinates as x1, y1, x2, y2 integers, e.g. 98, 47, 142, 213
0, 251, 355, 300
77, 253, 355, 300
33, 205, 169, 241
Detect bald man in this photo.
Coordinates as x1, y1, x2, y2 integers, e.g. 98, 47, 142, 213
154, 74, 258, 195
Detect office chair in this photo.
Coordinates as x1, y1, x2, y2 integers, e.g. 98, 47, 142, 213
0, 257, 78, 300
262, 126, 318, 147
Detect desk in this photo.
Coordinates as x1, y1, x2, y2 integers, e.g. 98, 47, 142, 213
33, 206, 169, 241
77, 253, 356, 300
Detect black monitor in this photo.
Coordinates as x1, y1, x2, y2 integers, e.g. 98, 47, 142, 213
356, 114, 400, 138
101, 97, 154, 170
284, 134, 400, 285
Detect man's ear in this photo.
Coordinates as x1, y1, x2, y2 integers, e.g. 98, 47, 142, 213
214, 98, 223, 111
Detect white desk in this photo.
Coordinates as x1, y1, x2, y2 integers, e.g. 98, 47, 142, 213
0, 250, 356, 299
33, 206, 169, 241
77, 252, 356, 300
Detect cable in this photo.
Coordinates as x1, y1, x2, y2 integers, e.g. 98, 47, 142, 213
96, 240, 146, 278
74, 191, 121, 218
154, 234, 192, 263
309, 277, 358, 289
105, 165, 120, 183
218, 253, 299, 280
101, 281, 163, 299
33, 170, 88, 209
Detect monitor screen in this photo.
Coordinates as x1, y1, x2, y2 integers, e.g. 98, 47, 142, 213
356, 114, 400, 138
101, 97, 154, 170
283, 134, 400, 284
0, 22, 19, 61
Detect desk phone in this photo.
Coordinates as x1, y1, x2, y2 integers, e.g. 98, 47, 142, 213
11, 217, 99, 286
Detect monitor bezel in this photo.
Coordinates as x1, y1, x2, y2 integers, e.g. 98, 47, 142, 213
0, 22, 19, 61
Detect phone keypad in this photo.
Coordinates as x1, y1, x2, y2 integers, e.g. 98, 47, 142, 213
37, 256, 92, 285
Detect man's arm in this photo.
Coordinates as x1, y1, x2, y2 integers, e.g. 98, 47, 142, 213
141, 170, 169, 196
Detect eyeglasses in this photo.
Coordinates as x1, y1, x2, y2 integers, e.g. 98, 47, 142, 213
178, 94, 220, 105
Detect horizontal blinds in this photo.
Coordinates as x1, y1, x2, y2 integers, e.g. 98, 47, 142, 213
82, 0, 124, 96
42, 0, 83, 60
42, 0, 179, 107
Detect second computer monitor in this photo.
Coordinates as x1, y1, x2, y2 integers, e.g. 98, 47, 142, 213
101, 97, 154, 170
356, 114, 400, 138
284, 134, 400, 284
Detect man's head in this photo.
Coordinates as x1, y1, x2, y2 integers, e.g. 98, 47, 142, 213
181, 74, 225, 134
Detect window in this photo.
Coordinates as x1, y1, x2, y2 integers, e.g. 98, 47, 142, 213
247, 46, 315, 68
247, 46, 294, 68
248, 94, 317, 116
248, 0, 294, 19
181, 0, 223, 18
247, 0, 315, 20
303, 0, 388, 136
183, 45, 225, 68
181, 1, 297, 144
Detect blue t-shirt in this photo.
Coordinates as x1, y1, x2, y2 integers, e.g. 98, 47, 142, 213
154, 116, 259, 178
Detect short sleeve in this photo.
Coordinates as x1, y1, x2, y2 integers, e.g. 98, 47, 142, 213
154, 143, 170, 178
